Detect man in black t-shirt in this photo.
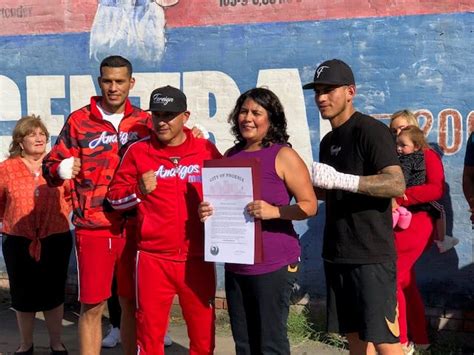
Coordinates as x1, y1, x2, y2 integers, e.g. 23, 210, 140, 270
303, 59, 406, 354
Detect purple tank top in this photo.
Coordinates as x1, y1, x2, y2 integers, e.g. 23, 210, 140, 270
225, 144, 300, 275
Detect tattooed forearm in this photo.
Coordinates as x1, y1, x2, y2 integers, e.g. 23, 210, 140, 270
358, 165, 406, 198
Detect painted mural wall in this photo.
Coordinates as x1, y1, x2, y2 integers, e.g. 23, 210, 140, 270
0, 0, 473, 306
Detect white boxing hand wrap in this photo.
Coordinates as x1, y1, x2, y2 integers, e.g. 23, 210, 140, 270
193, 123, 210, 140
58, 157, 75, 179
312, 162, 359, 193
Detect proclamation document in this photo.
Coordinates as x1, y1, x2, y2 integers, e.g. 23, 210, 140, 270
202, 158, 262, 264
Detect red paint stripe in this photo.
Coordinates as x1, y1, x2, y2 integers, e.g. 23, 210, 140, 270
165, 0, 474, 27
0, 0, 472, 36
0, 0, 96, 36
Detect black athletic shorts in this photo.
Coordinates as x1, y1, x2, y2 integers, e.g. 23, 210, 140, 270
324, 261, 400, 344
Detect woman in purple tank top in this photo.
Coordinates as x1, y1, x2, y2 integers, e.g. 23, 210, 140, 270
199, 88, 317, 355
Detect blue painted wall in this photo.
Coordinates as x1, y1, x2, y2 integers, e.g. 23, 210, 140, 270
0, 10, 473, 307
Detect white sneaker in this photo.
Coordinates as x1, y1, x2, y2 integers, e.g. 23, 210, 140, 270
164, 332, 173, 347
402, 342, 415, 355
102, 326, 121, 348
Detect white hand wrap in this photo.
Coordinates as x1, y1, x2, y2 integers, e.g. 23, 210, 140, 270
193, 123, 210, 140
58, 157, 75, 179
312, 162, 360, 193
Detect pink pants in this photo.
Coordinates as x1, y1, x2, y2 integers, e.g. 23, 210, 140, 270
394, 211, 433, 345
135, 251, 216, 355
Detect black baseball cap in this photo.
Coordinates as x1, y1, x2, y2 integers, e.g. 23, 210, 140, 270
147, 85, 187, 112
302, 59, 355, 89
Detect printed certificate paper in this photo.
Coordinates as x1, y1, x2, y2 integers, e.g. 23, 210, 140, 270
202, 158, 262, 264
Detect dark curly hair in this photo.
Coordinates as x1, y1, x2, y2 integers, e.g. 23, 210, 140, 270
228, 87, 290, 148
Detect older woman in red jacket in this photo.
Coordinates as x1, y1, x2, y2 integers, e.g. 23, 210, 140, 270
390, 110, 445, 354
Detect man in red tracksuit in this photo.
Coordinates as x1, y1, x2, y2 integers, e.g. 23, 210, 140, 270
43, 56, 150, 355
107, 85, 221, 354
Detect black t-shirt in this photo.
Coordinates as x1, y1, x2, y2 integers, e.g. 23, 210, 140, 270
319, 112, 400, 264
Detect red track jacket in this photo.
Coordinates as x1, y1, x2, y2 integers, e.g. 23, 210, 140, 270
107, 128, 222, 260
43, 96, 151, 232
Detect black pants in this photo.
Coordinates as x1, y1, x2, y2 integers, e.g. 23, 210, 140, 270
2, 232, 72, 312
225, 265, 297, 355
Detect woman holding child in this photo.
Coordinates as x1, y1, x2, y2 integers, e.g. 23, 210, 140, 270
389, 110, 445, 353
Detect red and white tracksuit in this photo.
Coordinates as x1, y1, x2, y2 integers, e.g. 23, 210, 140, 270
394, 148, 445, 345
43, 96, 151, 303
108, 128, 222, 354
43, 96, 151, 231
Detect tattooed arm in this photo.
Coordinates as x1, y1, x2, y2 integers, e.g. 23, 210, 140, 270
358, 165, 405, 198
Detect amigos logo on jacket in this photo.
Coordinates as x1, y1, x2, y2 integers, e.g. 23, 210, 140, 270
154, 164, 200, 181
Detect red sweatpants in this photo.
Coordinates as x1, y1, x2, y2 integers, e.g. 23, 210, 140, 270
135, 251, 216, 355
394, 211, 433, 345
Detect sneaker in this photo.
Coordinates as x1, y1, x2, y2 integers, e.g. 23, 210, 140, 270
435, 235, 459, 253
402, 342, 415, 355
102, 326, 120, 348
164, 332, 173, 347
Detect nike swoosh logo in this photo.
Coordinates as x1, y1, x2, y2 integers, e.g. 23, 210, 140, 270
385, 304, 400, 337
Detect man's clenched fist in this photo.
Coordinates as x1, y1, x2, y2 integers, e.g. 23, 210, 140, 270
139, 170, 157, 195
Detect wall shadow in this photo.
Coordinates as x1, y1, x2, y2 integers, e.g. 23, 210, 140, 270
293, 201, 327, 302
416, 143, 474, 309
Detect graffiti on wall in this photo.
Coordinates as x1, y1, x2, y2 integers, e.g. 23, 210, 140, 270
0, 5, 32, 19
90, 0, 180, 63
0, 0, 470, 36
